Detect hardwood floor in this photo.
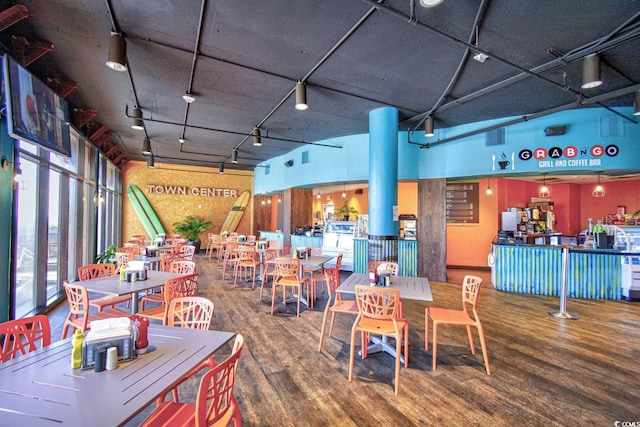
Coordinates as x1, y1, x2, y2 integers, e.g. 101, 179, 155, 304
48, 257, 640, 426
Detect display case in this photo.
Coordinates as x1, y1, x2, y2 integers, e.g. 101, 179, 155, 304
322, 221, 357, 271
606, 225, 640, 299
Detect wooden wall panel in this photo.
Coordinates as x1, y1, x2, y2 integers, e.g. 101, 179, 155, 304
282, 188, 313, 245
418, 178, 446, 281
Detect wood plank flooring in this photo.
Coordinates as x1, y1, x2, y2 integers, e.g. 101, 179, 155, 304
48, 256, 640, 426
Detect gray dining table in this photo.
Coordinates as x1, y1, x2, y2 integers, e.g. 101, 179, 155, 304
77, 270, 186, 315
337, 272, 433, 362
0, 324, 235, 426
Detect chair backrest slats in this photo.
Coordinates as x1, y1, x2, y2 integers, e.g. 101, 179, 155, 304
0, 315, 51, 363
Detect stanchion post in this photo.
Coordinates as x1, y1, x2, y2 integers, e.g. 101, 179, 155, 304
549, 247, 579, 319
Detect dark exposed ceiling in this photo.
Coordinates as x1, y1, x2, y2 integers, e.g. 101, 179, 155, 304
1, 0, 639, 171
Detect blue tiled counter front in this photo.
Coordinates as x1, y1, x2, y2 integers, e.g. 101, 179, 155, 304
291, 235, 322, 249
353, 238, 417, 276
493, 244, 622, 300
259, 231, 284, 247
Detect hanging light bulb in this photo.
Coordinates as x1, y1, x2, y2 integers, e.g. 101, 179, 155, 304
485, 178, 493, 197
317, 192, 321, 200
539, 174, 550, 198
277, 193, 282, 203
342, 184, 347, 199
593, 173, 605, 197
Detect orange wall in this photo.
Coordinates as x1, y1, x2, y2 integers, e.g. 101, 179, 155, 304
446, 178, 498, 267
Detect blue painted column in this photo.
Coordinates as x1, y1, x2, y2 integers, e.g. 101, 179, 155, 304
368, 107, 398, 262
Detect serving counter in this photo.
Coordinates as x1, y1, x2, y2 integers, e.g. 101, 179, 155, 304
491, 243, 627, 300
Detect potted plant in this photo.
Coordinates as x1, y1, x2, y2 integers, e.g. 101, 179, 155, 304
173, 215, 213, 253
334, 203, 359, 221
96, 243, 117, 265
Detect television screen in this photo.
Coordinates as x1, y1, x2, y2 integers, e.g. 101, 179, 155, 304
3, 55, 71, 157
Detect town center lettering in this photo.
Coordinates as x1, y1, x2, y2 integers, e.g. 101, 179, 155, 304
146, 185, 237, 198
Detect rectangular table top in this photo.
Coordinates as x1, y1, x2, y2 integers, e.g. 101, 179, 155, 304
337, 273, 433, 301
76, 270, 184, 297
0, 325, 235, 426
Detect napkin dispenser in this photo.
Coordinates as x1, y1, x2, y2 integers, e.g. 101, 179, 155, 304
81, 318, 136, 370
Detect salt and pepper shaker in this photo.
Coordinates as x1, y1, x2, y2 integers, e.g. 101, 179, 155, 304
105, 347, 118, 371
94, 349, 106, 372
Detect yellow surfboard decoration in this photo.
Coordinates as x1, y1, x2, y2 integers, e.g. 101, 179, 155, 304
220, 190, 251, 233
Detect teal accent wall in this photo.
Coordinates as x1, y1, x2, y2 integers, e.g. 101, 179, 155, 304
0, 121, 14, 322
254, 107, 640, 194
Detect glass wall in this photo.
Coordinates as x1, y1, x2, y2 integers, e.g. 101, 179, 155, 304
11, 130, 122, 318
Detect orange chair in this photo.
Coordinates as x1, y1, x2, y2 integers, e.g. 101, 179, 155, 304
136, 274, 199, 324
160, 296, 216, 402
78, 263, 131, 312
61, 281, 130, 339
159, 252, 185, 272
205, 233, 222, 260
233, 245, 260, 289
318, 267, 357, 352
271, 257, 309, 317
140, 260, 196, 310
0, 315, 51, 362
141, 334, 244, 427
425, 275, 490, 375
281, 244, 292, 256
180, 244, 196, 261
221, 241, 240, 280
349, 285, 409, 395
115, 251, 133, 273
311, 253, 343, 304
259, 248, 279, 302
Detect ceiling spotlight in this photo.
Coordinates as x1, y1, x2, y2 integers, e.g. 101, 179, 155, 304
142, 138, 151, 155
179, 137, 186, 144
425, 116, 435, 137
182, 92, 196, 103
581, 54, 602, 89
219, 163, 225, 174
295, 82, 308, 110
131, 107, 144, 130
633, 91, 640, 116
147, 154, 155, 168
106, 32, 127, 72
420, 0, 444, 6
473, 52, 489, 63
231, 149, 238, 164
252, 128, 262, 146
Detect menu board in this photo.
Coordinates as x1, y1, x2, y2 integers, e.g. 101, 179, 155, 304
446, 182, 479, 223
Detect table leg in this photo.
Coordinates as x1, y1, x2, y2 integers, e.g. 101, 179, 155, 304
131, 293, 139, 315
359, 335, 405, 364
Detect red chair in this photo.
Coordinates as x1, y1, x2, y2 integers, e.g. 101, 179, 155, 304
61, 281, 130, 339
0, 315, 51, 362
78, 263, 131, 312
141, 334, 244, 427
425, 275, 491, 375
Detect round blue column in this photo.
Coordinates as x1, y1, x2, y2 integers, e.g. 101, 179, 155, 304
368, 107, 398, 262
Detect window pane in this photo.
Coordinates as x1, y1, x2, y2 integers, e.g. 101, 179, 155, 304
68, 177, 79, 282
47, 170, 61, 302
14, 158, 38, 317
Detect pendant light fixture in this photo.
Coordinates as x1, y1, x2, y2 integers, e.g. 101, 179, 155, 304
106, 32, 127, 72
231, 149, 238, 164
147, 154, 155, 168
581, 54, 602, 89
317, 192, 321, 200
182, 92, 196, 103
130, 107, 144, 130
277, 193, 281, 203
219, 163, 225, 174
295, 82, 308, 110
634, 91, 640, 116
592, 173, 605, 197
425, 116, 435, 137
252, 128, 262, 146
538, 173, 550, 198
485, 178, 493, 197
141, 137, 151, 155
342, 184, 347, 199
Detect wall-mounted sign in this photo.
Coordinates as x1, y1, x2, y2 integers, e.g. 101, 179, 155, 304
446, 182, 479, 224
146, 185, 238, 197
519, 144, 618, 170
